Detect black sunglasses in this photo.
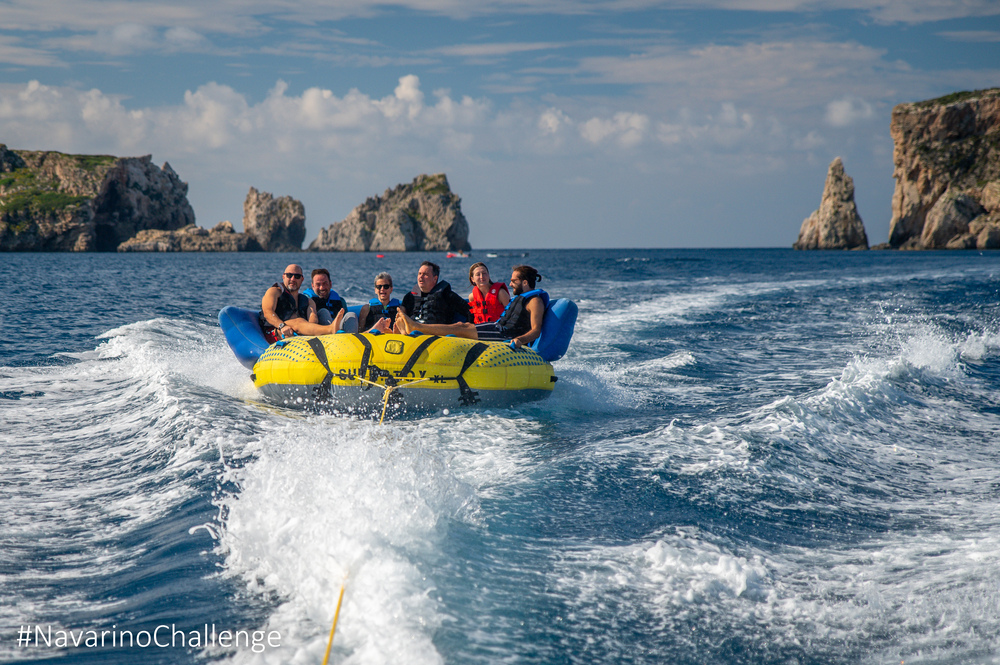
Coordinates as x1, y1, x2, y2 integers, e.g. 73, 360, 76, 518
375, 284, 392, 290
284, 272, 303, 279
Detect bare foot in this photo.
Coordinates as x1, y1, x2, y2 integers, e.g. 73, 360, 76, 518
394, 310, 413, 335
371, 317, 391, 333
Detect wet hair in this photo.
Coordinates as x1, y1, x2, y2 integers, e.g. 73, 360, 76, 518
468, 262, 490, 286
419, 261, 440, 277
311, 268, 331, 281
374, 272, 393, 287
512, 265, 541, 289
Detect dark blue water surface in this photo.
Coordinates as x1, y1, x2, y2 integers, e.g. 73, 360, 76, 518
3, 249, 1000, 664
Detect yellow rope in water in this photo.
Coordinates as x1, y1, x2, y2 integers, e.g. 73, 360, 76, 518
321, 582, 346, 665
354, 375, 431, 424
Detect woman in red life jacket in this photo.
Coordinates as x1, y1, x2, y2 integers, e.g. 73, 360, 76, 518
468, 262, 510, 324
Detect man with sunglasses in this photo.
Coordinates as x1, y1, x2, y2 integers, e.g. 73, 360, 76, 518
259, 264, 347, 343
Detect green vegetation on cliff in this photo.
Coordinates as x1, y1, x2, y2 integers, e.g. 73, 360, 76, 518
913, 88, 1000, 109
412, 174, 450, 197
0, 166, 89, 217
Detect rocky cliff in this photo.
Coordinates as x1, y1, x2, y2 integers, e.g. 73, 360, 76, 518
888, 88, 1000, 249
309, 173, 472, 252
794, 157, 869, 250
117, 221, 263, 252
243, 187, 306, 252
0, 145, 195, 251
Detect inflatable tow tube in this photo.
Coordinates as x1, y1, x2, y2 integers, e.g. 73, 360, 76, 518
219, 298, 577, 414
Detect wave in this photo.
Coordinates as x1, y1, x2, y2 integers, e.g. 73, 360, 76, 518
0, 317, 260, 660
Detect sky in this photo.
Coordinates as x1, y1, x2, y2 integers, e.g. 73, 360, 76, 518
1, 1, 999, 249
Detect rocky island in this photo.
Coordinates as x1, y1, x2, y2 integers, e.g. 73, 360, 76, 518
309, 173, 471, 252
117, 187, 306, 252
887, 88, 1000, 249
0, 145, 194, 251
794, 88, 1000, 250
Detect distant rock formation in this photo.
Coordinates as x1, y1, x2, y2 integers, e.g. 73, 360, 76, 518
0, 145, 195, 251
117, 221, 263, 252
888, 88, 1000, 249
309, 173, 472, 252
243, 187, 305, 252
793, 157, 869, 250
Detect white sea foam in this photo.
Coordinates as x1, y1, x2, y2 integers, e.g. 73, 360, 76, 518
758, 530, 1000, 661
216, 410, 548, 664
577, 278, 827, 337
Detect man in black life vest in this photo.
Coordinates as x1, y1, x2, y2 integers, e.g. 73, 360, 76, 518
395, 265, 546, 349
260, 263, 362, 342
399, 261, 470, 327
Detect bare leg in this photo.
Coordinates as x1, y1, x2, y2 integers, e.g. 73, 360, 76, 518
394, 309, 479, 340
282, 317, 340, 336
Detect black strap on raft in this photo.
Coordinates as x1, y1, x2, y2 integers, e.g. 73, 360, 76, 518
306, 337, 335, 402
452, 342, 487, 406
352, 334, 375, 390
398, 335, 440, 378
315, 333, 485, 407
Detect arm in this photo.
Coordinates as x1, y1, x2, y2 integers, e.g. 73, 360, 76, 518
359, 303, 371, 326
511, 298, 545, 349
307, 299, 319, 324
452, 292, 471, 323
261, 287, 284, 329
497, 287, 511, 309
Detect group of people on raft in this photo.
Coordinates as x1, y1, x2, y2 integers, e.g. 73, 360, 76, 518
259, 260, 548, 350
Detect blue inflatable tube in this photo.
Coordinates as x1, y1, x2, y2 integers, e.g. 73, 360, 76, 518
219, 306, 270, 370
530, 298, 578, 362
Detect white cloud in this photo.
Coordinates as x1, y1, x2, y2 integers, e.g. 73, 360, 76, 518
580, 112, 650, 147
938, 30, 1000, 42
431, 42, 564, 58
538, 108, 570, 134
825, 96, 874, 126
0, 35, 60, 67
1, 0, 999, 35
578, 40, 899, 112
164, 26, 208, 50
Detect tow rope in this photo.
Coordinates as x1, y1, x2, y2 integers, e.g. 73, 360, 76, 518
320, 581, 346, 665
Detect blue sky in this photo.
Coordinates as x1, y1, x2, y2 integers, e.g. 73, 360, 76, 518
1, 1, 998, 248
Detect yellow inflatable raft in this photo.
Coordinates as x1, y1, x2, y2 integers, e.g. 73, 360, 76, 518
251, 332, 556, 414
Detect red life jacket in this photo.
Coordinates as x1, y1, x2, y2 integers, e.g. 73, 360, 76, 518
470, 281, 509, 324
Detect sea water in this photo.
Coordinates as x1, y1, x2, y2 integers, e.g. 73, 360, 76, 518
2, 249, 1000, 664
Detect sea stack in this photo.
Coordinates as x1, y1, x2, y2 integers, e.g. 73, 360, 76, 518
243, 187, 306, 252
793, 157, 868, 250
309, 173, 471, 252
888, 88, 1000, 249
